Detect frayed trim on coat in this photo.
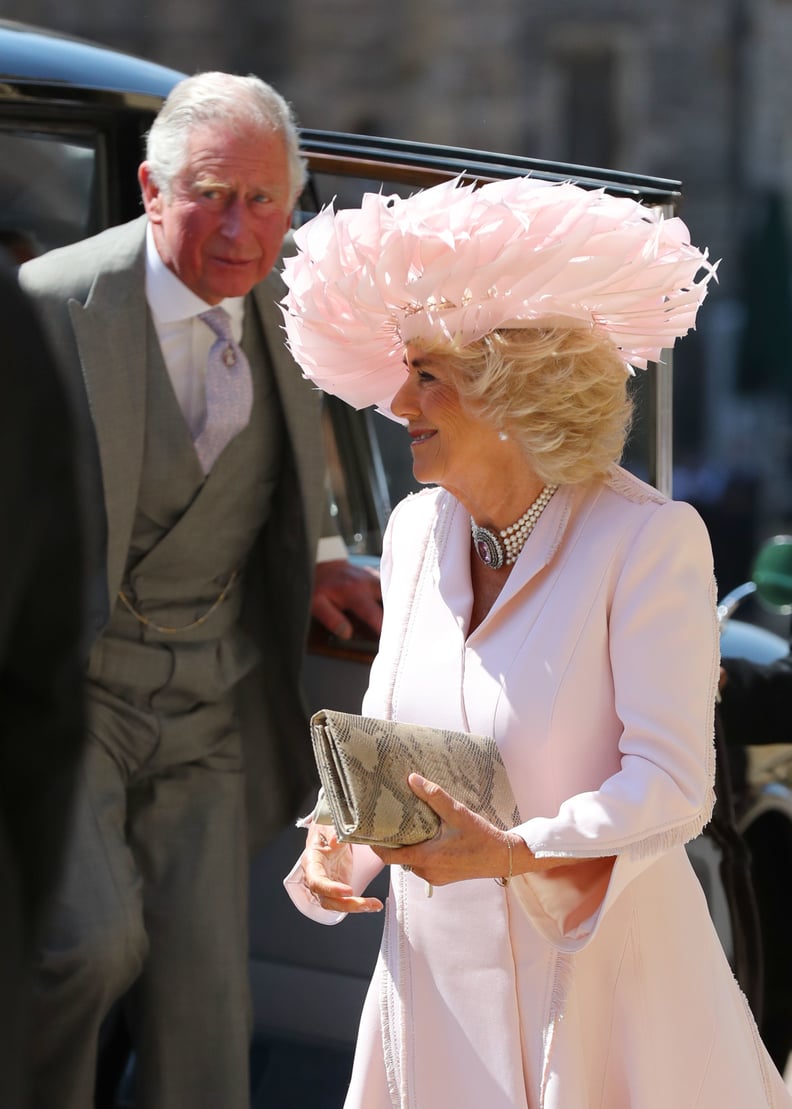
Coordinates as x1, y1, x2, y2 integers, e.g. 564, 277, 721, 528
737, 986, 776, 1106
387, 491, 451, 722
539, 949, 575, 1107
605, 465, 667, 505
380, 867, 412, 1108
620, 794, 716, 861
528, 790, 717, 864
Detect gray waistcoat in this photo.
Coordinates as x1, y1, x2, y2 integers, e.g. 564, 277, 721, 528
88, 309, 283, 714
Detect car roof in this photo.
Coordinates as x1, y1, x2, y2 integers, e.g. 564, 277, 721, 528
0, 19, 681, 207
0, 18, 183, 104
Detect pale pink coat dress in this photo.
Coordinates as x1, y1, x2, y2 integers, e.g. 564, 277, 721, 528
286, 466, 791, 1109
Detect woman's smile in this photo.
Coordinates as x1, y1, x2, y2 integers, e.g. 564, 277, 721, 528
409, 427, 437, 446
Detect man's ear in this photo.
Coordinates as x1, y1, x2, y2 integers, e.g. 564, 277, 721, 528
138, 162, 162, 222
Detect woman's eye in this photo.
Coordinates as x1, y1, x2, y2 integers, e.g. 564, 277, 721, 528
417, 370, 436, 384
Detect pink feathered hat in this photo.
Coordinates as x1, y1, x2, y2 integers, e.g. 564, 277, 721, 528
280, 176, 716, 412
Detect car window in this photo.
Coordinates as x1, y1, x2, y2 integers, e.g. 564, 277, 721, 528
0, 127, 104, 261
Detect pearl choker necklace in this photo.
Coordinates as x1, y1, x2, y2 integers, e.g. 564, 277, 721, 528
471, 484, 558, 569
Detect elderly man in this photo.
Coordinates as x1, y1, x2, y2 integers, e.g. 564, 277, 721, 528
20, 72, 381, 1109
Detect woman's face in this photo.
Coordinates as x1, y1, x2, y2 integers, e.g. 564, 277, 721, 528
391, 343, 506, 497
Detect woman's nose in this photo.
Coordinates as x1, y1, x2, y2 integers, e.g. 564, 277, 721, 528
391, 373, 417, 419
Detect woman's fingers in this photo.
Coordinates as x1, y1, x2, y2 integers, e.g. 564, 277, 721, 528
302, 828, 383, 913
374, 775, 513, 886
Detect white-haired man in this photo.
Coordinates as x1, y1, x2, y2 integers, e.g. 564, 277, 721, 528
20, 71, 381, 1109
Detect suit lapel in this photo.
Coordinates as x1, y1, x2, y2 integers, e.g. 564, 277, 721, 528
251, 268, 321, 440
250, 265, 324, 522
69, 219, 148, 600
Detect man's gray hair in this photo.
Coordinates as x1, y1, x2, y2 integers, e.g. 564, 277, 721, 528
145, 72, 308, 204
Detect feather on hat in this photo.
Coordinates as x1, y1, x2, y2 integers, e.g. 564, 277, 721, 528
280, 176, 716, 412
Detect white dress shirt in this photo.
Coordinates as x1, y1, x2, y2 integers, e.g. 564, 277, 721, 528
144, 223, 245, 439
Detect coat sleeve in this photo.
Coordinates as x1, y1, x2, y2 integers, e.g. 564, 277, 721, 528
511, 499, 720, 949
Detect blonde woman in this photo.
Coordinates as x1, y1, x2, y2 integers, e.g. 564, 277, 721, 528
282, 177, 789, 1108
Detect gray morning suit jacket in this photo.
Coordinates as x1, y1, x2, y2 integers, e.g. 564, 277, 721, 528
20, 215, 325, 850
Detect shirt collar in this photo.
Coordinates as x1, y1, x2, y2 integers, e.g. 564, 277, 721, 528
144, 222, 245, 334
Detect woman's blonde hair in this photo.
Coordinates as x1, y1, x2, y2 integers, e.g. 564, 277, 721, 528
423, 325, 633, 486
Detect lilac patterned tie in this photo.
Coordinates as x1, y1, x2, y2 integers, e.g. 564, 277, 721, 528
193, 306, 254, 474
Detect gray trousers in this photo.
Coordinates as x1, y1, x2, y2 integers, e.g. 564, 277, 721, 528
28, 680, 251, 1109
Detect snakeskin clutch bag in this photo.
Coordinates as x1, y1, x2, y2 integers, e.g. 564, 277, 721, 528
309, 709, 521, 847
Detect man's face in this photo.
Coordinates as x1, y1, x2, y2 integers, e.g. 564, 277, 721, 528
139, 122, 294, 304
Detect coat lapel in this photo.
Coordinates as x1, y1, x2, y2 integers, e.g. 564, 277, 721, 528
68, 218, 148, 601
457, 483, 581, 642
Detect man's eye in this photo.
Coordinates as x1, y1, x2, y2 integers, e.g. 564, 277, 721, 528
252, 193, 272, 205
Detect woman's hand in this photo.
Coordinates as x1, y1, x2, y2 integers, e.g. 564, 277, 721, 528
373, 774, 602, 887
301, 821, 384, 914
372, 774, 521, 885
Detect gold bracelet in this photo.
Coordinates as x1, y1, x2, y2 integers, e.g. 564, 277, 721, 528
495, 833, 514, 888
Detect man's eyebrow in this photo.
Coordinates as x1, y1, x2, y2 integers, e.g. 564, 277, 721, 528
189, 173, 227, 188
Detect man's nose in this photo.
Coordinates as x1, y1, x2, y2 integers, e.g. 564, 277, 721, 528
220, 199, 246, 238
